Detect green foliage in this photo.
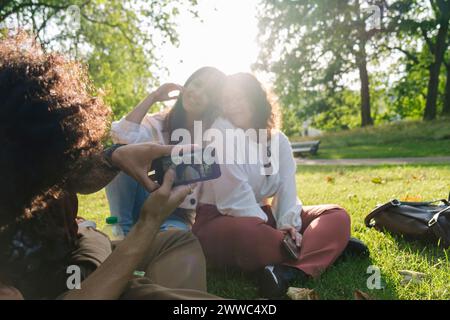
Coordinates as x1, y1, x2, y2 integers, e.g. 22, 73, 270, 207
386, 0, 450, 121
255, 0, 450, 131
255, 0, 381, 128
0, 0, 198, 119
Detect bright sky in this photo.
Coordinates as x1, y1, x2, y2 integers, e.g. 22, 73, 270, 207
159, 0, 261, 85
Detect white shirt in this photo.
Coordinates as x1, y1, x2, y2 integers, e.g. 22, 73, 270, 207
200, 118, 303, 231
110, 114, 200, 210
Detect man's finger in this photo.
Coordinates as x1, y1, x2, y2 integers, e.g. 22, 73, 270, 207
157, 169, 176, 197
170, 144, 202, 160
168, 185, 192, 207
150, 144, 198, 159
138, 173, 160, 192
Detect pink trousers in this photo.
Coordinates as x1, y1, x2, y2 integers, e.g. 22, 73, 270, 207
192, 204, 351, 278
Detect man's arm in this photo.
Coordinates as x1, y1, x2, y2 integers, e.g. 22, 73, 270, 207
69, 141, 190, 195
63, 170, 192, 300
67, 150, 121, 195
63, 143, 195, 299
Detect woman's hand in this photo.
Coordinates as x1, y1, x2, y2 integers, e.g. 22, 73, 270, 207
151, 83, 183, 103
281, 227, 303, 248
124, 83, 182, 124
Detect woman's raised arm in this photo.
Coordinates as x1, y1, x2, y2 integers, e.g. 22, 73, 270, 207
125, 83, 183, 125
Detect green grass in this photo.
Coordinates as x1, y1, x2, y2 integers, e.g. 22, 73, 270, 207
291, 119, 450, 159
79, 163, 450, 300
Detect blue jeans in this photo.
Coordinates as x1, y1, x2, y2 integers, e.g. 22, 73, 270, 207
105, 172, 190, 235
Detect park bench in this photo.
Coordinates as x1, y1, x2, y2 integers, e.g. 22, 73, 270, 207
290, 140, 321, 157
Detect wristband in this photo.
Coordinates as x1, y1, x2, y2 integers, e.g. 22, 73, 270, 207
103, 144, 126, 170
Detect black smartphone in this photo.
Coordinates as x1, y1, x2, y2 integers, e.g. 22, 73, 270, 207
150, 148, 221, 187
282, 234, 299, 260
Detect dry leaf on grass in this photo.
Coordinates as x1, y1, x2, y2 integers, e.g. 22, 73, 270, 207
325, 176, 335, 183
371, 177, 384, 184
287, 287, 319, 300
354, 290, 375, 300
399, 270, 427, 285
401, 195, 422, 202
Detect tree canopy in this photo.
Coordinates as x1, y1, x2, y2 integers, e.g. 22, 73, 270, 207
0, 0, 198, 119
255, 0, 450, 134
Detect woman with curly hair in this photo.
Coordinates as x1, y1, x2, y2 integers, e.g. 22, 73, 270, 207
0, 33, 218, 300
194, 73, 364, 298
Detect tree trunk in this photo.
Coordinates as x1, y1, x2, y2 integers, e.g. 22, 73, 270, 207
423, 10, 450, 120
358, 44, 373, 127
443, 64, 450, 116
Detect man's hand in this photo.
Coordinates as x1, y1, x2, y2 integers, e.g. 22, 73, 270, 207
139, 169, 195, 224
111, 143, 171, 192
110, 143, 196, 192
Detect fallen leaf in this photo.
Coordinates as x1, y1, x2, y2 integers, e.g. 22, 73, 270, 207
287, 287, 319, 300
401, 195, 422, 202
354, 290, 374, 300
325, 176, 335, 183
371, 177, 383, 184
399, 270, 427, 285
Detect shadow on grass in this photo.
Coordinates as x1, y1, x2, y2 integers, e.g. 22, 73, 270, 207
206, 255, 400, 300
207, 266, 260, 300
302, 256, 398, 300
389, 233, 450, 266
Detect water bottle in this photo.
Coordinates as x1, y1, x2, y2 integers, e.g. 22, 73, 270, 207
102, 216, 125, 241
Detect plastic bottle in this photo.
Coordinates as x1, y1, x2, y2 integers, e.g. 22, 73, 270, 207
102, 216, 125, 241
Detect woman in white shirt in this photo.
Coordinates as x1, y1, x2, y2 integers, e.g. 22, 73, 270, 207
106, 67, 226, 234
193, 73, 352, 298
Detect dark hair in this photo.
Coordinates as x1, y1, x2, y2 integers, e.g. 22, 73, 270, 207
164, 66, 226, 144
0, 33, 110, 228
225, 73, 280, 133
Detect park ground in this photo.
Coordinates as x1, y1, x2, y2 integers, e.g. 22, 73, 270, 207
292, 119, 450, 160
79, 121, 450, 300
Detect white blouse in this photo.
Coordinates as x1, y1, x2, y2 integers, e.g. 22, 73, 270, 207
110, 114, 200, 210
200, 118, 303, 231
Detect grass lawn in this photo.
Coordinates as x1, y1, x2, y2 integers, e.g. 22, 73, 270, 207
291, 119, 450, 159
79, 163, 450, 300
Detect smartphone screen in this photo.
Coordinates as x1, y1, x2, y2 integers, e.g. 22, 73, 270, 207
151, 148, 221, 187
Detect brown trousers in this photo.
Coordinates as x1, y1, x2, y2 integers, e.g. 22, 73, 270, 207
192, 204, 351, 278
69, 227, 220, 300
